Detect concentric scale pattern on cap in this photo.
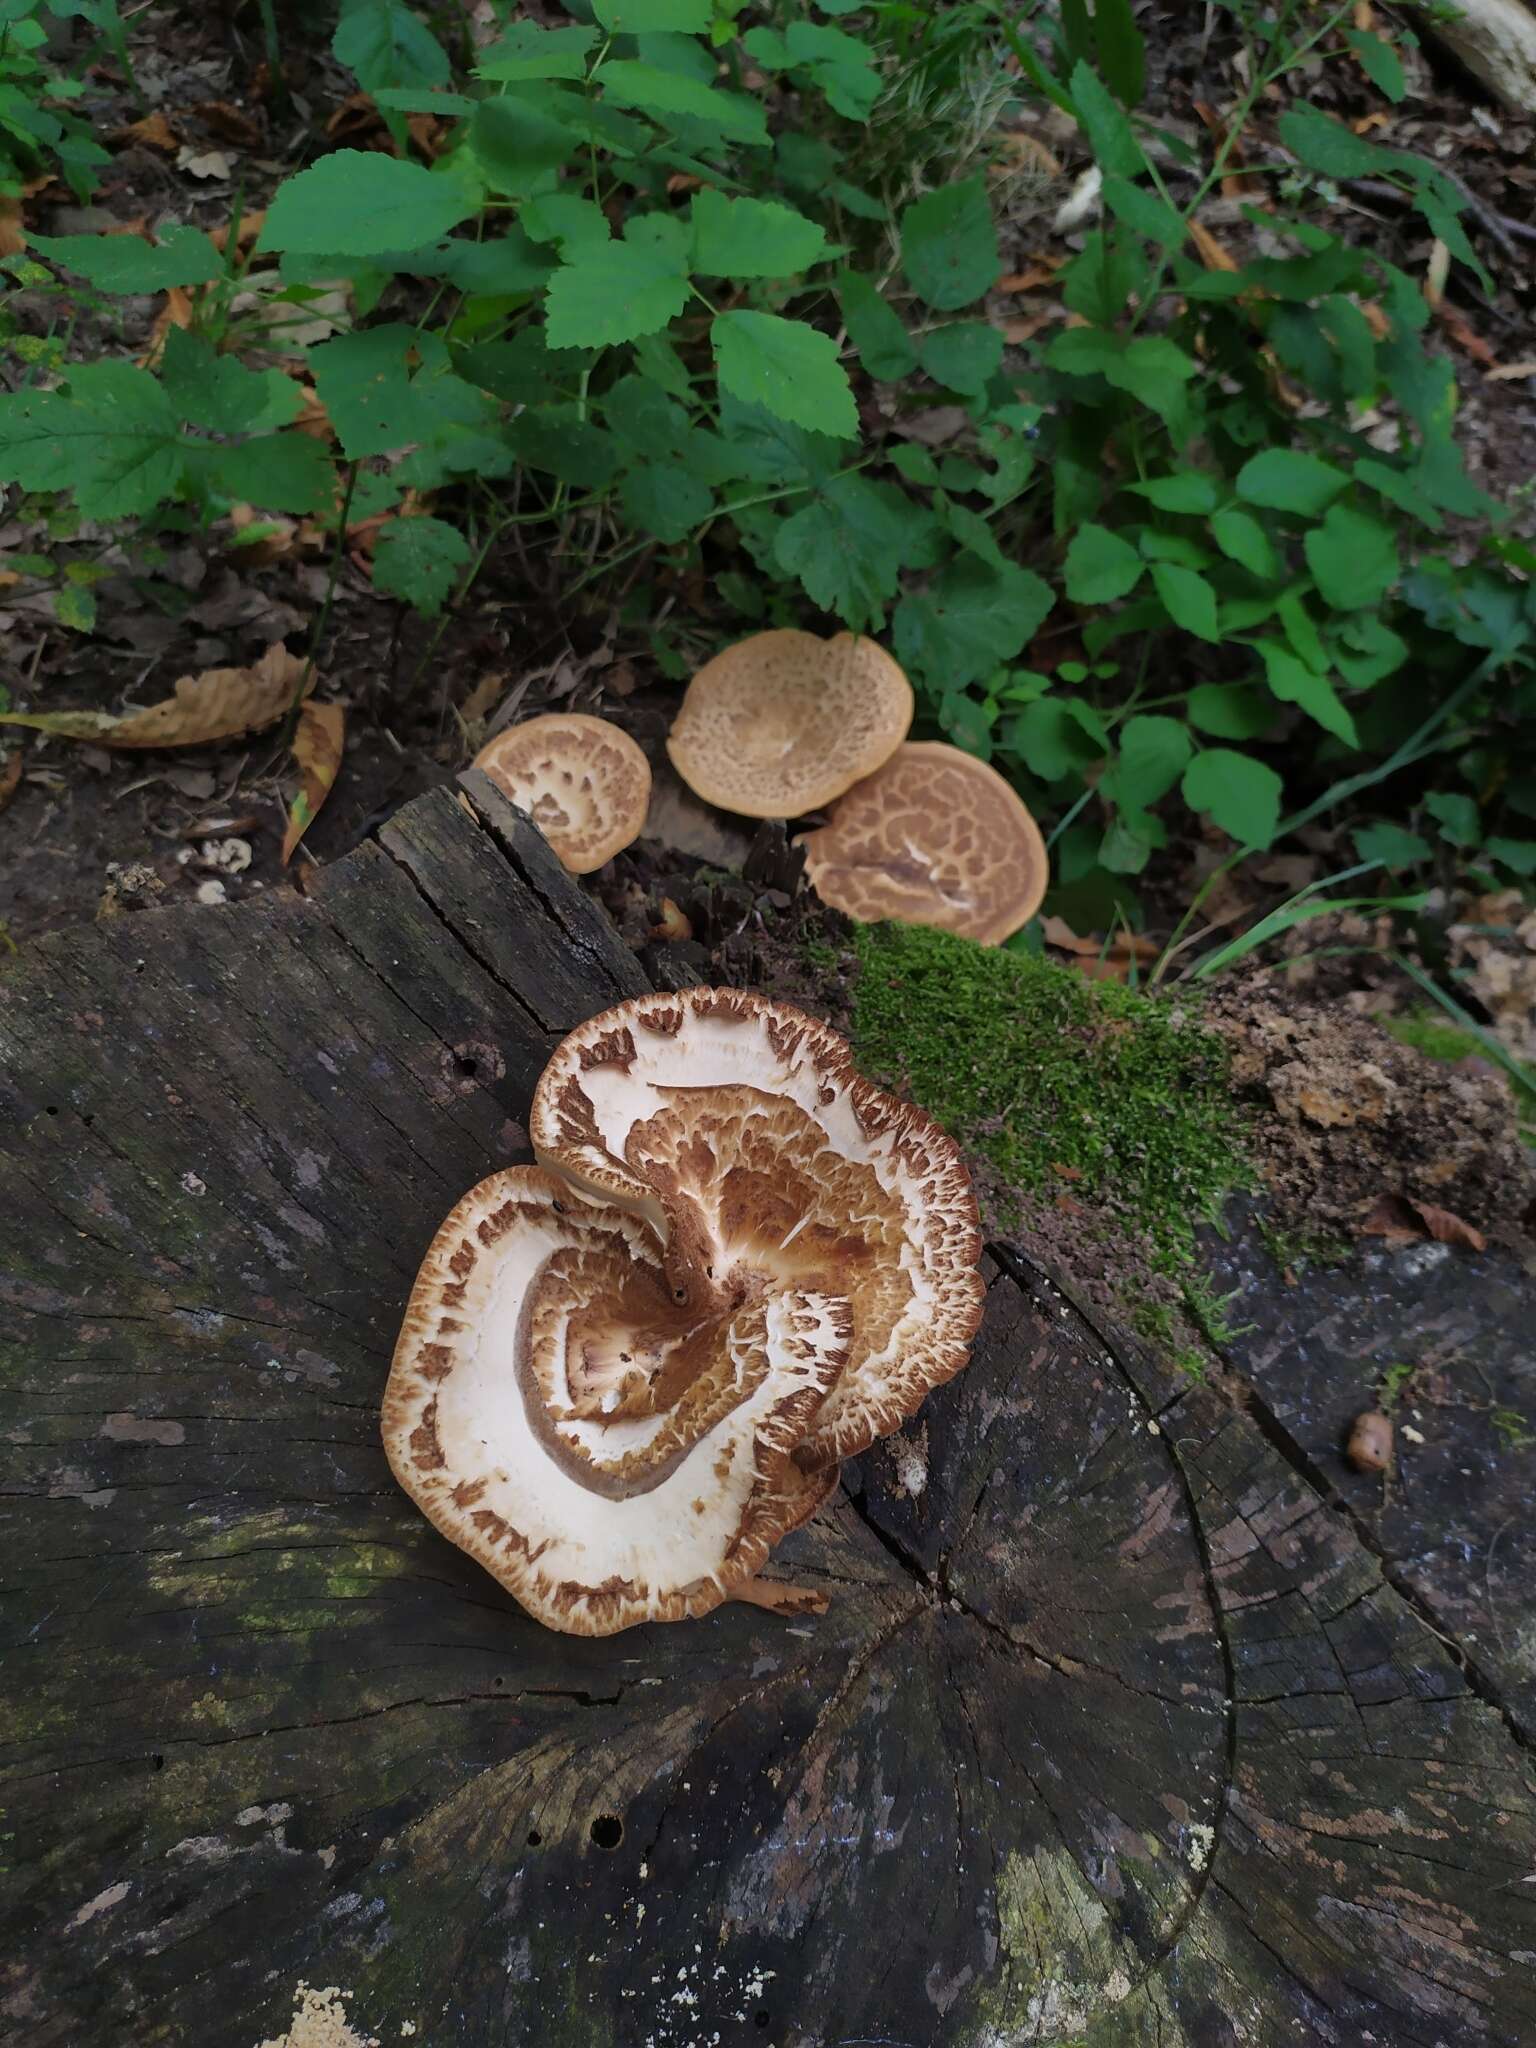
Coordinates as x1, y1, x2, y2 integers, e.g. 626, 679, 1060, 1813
384, 989, 984, 1635
474, 713, 651, 874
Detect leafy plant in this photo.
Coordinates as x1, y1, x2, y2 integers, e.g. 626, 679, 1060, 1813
0, 0, 118, 201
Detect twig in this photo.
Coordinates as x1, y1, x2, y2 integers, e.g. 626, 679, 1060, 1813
288, 463, 359, 718
1343, 173, 1536, 259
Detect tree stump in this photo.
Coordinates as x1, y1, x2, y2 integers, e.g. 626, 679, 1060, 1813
3, 776, 1534, 2048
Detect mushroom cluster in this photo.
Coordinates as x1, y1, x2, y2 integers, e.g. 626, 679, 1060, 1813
384, 988, 984, 1636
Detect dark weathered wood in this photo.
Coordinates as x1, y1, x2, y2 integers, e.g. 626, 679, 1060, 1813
1, 786, 1533, 2047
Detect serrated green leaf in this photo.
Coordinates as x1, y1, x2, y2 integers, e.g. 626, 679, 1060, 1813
1210, 506, 1279, 580
773, 474, 931, 630
469, 91, 580, 196
1343, 26, 1405, 101
1127, 471, 1218, 513
198, 432, 337, 514
258, 150, 473, 256
1008, 695, 1109, 780
1064, 522, 1143, 605
506, 407, 620, 487
839, 272, 916, 382
1106, 713, 1190, 811
1257, 641, 1358, 745
918, 321, 1003, 397
0, 363, 184, 520
1068, 58, 1145, 176
28, 225, 223, 290
711, 310, 856, 436
1182, 748, 1282, 848
334, 0, 449, 93
1353, 821, 1429, 867
894, 553, 1053, 687
1186, 681, 1273, 739
54, 579, 95, 631
1485, 836, 1536, 876
545, 236, 690, 348
1277, 104, 1383, 179
310, 325, 441, 458
159, 329, 303, 436
1101, 174, 1182, 246
1235, 447, 1349, 516
598, 60, 767, 144
372, 514, 471, 615
901, 177, 999, 312
594, 0, 709, 28
689, 188, 826, 276
475, 21, 597, 80
1303, 501, 1399, 610
619, 461, 713, 541
888, 442, 938, 486
1424, 790, 1480, 847
1150, 561, 1218, 641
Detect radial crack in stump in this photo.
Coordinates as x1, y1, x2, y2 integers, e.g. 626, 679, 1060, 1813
473, 713, 651, 874
384, 987, 986, 1635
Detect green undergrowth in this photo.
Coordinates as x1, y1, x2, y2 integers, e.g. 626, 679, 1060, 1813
848, 920, 1248, 1271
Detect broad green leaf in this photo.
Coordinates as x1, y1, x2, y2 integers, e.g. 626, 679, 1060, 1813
620, 461, 714, 541
373, 514, 471, 615
900, 178, 999, 312
1277, 104, 1382, 179
689, 188, 827, 276
28, 225, 223, 290
1092, 0, 1146, 104
1257, 641, 1359, 746
839, 272, 916, 382
0, 362, 184, 520
593, 0, 709, 28
1210, 506, 1279, 580
1150, 562, 1218, 641
1106, 713, 1190, 810
598, 60, 768, 145
1277, 592, 1327, 674
1304, 502, 1399, 610
1424, 790, 1480, 847
1008, 696, 1109, 780
918, 321, 1003, 396
1047, 326, 1195, 412
1186, 681, 1273, 739
310, 326, 445, 457
333, 0, 449, 93
1137, 530, 1210, 569
469, 92, 579, 196
506, 406, 620, 487
1353, 821, 1429, 867
54, 581, 96, 632
1343, 26, 1405, 100
1235, 448, 1349, 516
888, 442, 939, 486
775, 19, 881, 119
409, 228, 554, 295
1101, 174, 1182, 247
159, 330, 302, 436
1068, 58, 1145, 176
894, 553, 1053, 688
1486, 837, 1536, 876
602, 375, 739, 483
1127, 471, 1218, 514
1334, 613, 1408, 688
773, 474, 931, 630
521, 192, 611, 255
1064, 522, 1143, 604
711, 310, 857, 436
1182, 749, 1283, 848
545, 236, 690, 347
370, 87, 476, 113
475, 22, 597, 80
198, 432, 336, 514
258, 151, 473, 255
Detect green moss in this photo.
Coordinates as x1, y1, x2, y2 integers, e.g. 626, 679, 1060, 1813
1381, 1004, 1484, 1067
850, 922, 1247, 1268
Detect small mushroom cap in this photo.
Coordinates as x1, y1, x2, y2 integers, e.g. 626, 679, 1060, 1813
799, 742, 1049, 945
474, 713, 651, 874
666, 630, 913, 819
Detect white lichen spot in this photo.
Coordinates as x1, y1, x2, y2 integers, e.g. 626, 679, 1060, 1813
1105, 1968, 1131, 2002
1187, 1822, 1215, 1871
889, 1423, 929, 1498
66, 1880, 131, 1929
256, 1984, 379, 2048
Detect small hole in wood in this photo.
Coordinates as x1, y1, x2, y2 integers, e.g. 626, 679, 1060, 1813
455, 1055, 478, 1077
754, 2011, 770, 2028
526, 1829, 542, 1847
151, 1754, 165, 1771
44, 1106, 58, 1116
589, 1814, 623, 1850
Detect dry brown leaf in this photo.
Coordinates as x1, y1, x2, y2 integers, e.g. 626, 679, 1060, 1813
458, 671, 510, 727
0, 643, 311, 749
406, 112, 444, 158
1433, 298, 1498, 367
1000, 311, 1056, 344
1359, 1192, 1422, 1239
1359, 297, 1391, 339
1193, 99, 1261, 198
1409, 1199, 1487, 1252
192, 99, 262, 147
1352, 111, 1392, 135
0, 195, 24, 258
1354, 0, 1376, 25
1187, 218, 1239, 272
282, 700, 345, 863
1360, 1191, 1487, 1251
0, 749, 22, 814
1484, 360, 1536, 382
327, 92, 392, 149
178, 146, 232, 181
227, 503, 298, 565
139, 284, 195, 368
117, 110, 179, 152
209, 209, 266, 254
997, 262, 1061, 293
992, 131, 1062, 179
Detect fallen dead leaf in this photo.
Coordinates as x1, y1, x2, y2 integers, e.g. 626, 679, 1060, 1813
116, 110, 179, 152
992, 130, 1062, 179
1360, 1191, 1487, 1251
1433, 298, 1498, 367
0, 642, 312, 749
210, 209, 265, 253
327, 91, 393, 150
282, 700, 345, 863
191, 99, 262, 148
0, 195, 24, 259
1186, 217, 1239, 272
1484, 360, 1536, 382
139, 284, 195, 368
997, 262, 1061, 293
458, 671, 510, 728
1352, 111, 1392, 135
1193, 99, 1262, 198
666, 171, 705, 193
0, 749, 22, 814
178, 146, 232, 181
1410, 1199, 1488, 1253
227, 502, 298, 564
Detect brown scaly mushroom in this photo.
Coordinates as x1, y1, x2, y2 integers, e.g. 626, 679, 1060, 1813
382, 987, 984, 1636
799, 742, 1049, 945
666, 630, 913, 819
474, 713, 651, 875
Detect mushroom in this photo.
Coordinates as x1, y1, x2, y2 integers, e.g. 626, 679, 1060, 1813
474, 713, 651, 875
798, 742, 1049, 945
666, 630, 913, 819
383, 987, 984, 1636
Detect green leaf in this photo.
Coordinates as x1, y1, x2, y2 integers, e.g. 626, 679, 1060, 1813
688, 188, 827, 278
1343, 26, 1405, 100
1064, 522, 1143, 605
1303, 502, 1399, 610
475, 22, 597, 80
545, 235, 690, 348
1127, 471, 1218, 514
1182, 749, 1283, 849
1210, 506, 1279, 580
54, 580, 96, 632
918, 321, 1003, 396
0, 363, 184, 520
619, 461, 713, 542
1092, 0, 1146, 104
199, 432, 336, 514
469, 91, 579, 196
1257, 641, 1359, 746
1486, 836, 1536, 876
1235, 447, 1349, 516
258, 151, 473, 256
901, 178, 1000, 312
1186, 681, 1273, 739
1068, 58, 1145, 175
594, 0, 709, 28
1277, 104, 1383, 179
310, 326, 441, 458
1353, 821, 1429, 868
1101, 174, 1182, 247
521, 192, 611, 255
506, 406, 619, 487
334, 0, 449, 93
1334, 613, 1408, 689
839, 272, 916, 382
888, 442, 938, 486
159, 330, 302, 436
1424, 790, 1480, 847
1106, 713, 1191, 810
711, 310, 857, 437
598, 60, 768, 145
1150, 562, 1218, 641
1008, 696, 1109, 780
1047, 327, 1196, 413
372, 514, 471, 615
773, 474, 930, 631
28, 225, 223, 290
894, 553, 1054, 688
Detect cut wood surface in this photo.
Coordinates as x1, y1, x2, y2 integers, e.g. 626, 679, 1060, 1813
2, 776, 1533, 2047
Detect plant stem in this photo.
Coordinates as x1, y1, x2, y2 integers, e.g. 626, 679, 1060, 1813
289, 463, 359, 718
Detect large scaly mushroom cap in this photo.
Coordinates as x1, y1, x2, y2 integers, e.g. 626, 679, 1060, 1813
666, 630, 913, 819
384, 989, 983, 1636
473, 713, 651, 875
799, 742, 1050, 945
